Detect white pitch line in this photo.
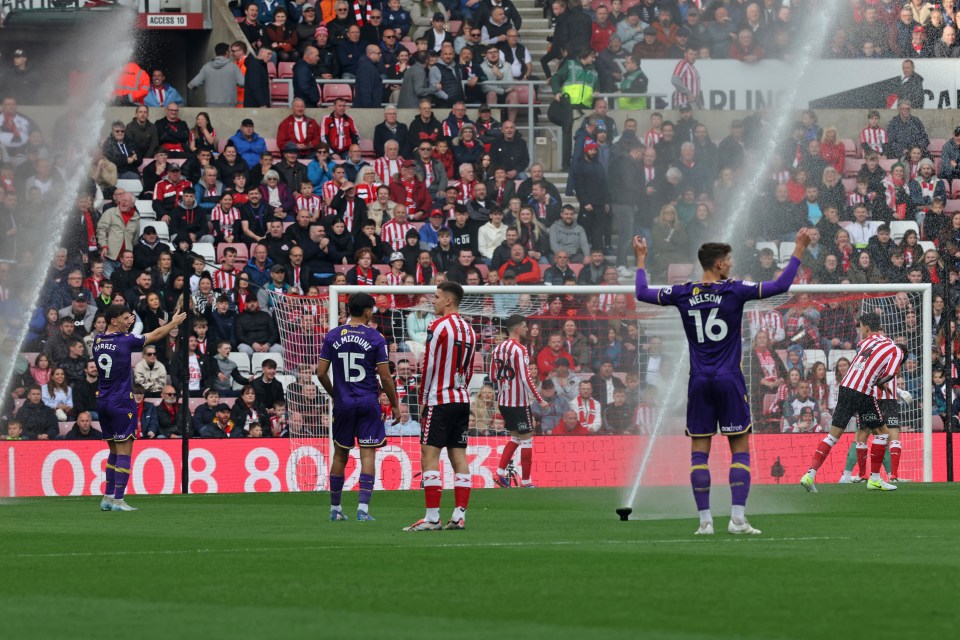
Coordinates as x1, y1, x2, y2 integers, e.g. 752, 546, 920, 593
7, 535, 879, 560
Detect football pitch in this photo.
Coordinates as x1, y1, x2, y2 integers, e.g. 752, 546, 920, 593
1, 486, 956, 640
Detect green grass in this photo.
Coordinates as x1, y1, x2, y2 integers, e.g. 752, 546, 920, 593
0, 485, 957, 639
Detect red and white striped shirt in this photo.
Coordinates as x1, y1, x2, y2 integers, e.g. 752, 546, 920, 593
211, 206, 241, 233
840, 333, 903, 399
419, 313, 477, 406
355, 183, 379, 204
381, 219, 414, 251
746, 308, 785, 342
598, 293, 615, 312
490, 338, 543, 407
643, 129, 662, 148
670, 59, 700, 108
212, 267, 238, 291
859, 126, 887, 155
373, 156, 404, 185
322, 180, 344, 214
295, 194, 322, 218
386, 270, 405, 286
571, 396, 602, 432
453, 179, 475, 204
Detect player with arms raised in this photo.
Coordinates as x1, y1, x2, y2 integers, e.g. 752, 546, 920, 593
317, 292, 401, 521
633, 229, 811, 535
404, 281, 478, 531
94, 304, 186, 511
800, 312, 905, 493
491, 314, 549, 488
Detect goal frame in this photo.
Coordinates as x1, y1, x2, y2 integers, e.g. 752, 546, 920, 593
319, 283, 933, 483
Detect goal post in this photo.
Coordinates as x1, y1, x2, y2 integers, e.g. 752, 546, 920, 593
270, 282, 933, 493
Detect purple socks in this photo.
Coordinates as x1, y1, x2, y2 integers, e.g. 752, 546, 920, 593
690, 451, 711, 512
113, 454, 131, 501
329, 473, 344, 508
105, 452, 117, 497
729, 452, 752, 507
358, 473, 374, 509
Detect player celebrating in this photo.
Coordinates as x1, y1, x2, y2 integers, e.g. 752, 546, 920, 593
404, 281, 478, 531
490, 314, 549, 488
94, 305, 186, 511
317, 292, 401, 521
634, 229, 811, 535
800, 312, 905, 493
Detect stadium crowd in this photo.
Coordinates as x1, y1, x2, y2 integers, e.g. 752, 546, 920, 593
2, 0, 959, 442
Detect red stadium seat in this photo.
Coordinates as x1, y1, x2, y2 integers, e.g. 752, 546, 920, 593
323, 83, 353, 103
217, 243, 249, 263
278, 62, 295, 79
930, 139, 947, 158
263, 137, 279, 157
843, 157, 864, 178
841, 178, 856, 193
267, 62, 277, 79
952, 179, 960, 198
448, 20, 462, 35
270, 80, 291, 107
840, 138, 856, 157
945, 199, 960, 213
359, 138, 375, 159
569, 263, 583, 276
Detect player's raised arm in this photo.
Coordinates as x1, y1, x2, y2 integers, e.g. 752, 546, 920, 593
633, 236, 665, 306
376, 361, 402, 422
143, 311, 187, 346
757, 228, 812, 299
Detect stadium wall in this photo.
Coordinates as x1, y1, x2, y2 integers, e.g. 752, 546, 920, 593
0, 435, 951, 497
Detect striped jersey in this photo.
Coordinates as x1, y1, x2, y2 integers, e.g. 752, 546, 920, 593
419, 313, 477, 406
381, 219, 414, 251
374, 157, 404, 185
670, 59, 700, 108
212, 267, 238, 291
211, 206, 241, 233
859, 126, 887, 155
840, 333, 903, 399
295, 194, 322, 218
490, 338, 543, 407
643, 129, 662, 148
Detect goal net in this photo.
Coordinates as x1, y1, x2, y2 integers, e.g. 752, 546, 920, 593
270, 283, 932, 494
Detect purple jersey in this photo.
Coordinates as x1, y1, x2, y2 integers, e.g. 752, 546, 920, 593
636, 257, 801, 376
92, 332, 146, 403
319, 323, 389, 408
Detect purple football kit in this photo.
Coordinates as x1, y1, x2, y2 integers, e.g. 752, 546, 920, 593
635, 257, 801, 437
92, 331, 146, 442
319, 323, 389, 449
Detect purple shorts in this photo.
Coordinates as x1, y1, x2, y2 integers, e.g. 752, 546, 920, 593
333, 403, 386, 449
685, 374, 752, 438
97, 398, 138, 442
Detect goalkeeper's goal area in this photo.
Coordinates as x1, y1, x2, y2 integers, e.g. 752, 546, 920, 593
270, 283, 933, 492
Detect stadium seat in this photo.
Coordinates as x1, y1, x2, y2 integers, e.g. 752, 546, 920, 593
889, 221, 919, 243
841, 178, 856, 193
252, 352, 284, 375
779, 242, 796, 264
826, 371, 835, 386
270, 79, 291, 107
359, 138, 375, 159
401, 41, 417, 53
755, 241, 778, 257
930, 139, 947, 158
448, 20, 462, 34
918, 240, 935, 254
278, 62, 295, 79
840, 138, 856, 157
228, 352, 251, 377
263, 137, 279, 157
933, 415, 944, 432
141, 220, 170, 242
135, 200, 155, 218
951, 179, 960, 198
945, 199, 960, 213
666, 263, 694, 284
217, 242, 249, 262
323, 83, 353, 103
193, 242, 216, 267
878, 158, 896, 173
802, 349, 827, 369
828, 349, 856, 370
474, 263, 489, 280
117, 178, 143, 197
569, 263, 583, 276
843, 157, 864, 178
267, 62, 277, 79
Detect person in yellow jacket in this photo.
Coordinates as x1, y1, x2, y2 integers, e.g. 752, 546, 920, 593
114, 61, 150, 106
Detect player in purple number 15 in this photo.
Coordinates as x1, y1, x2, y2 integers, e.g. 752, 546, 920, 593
633, 228, 811, 536
93, 305, 186, 512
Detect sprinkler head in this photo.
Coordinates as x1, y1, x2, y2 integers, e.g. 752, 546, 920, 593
616, 507, 632, 521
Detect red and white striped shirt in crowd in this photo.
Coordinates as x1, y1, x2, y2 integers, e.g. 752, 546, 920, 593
859, 126, 887, 155
320, 113, 358, 154
840, 333, 903, 399
771, 169, 791, 185
211, 206, 241, 233
635, 402, 656, 435
419, 313, 477, 406
381, 218, 414, 251
643, 129, 662, 148
597, 293, 615, 312
453, 179, 475, 204
746, 308, 785, 342
322, 180, 344, 213
643, 165, 656, 184
908, 161, 920, 181
848, 191, 869, 207
291, 117, 309, 143
386, 270, 405, 286
373, 156, 404, 185
212, 267, 239, 291
670, 59, 700, 108
571, 395, 602, 432
295, 194, 322, 218
490, 338, 544, 407
355, 182, 379, 204
339, 199, 358, 232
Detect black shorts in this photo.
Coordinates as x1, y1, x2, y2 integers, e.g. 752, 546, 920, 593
499, 406, 533, 435
420, 403, 470, 449
879, 399, 900, 429
832, 387, 886, 430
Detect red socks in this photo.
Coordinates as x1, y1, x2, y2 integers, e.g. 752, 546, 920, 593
870, 435, 889, 474
423, 470, 442, 509
889, 440, 902, 478
810, 435, 838, 471
856, 443, 868, 477
498, 440, 519, 472
454, 473, 471, 510
520, 445, 533, 482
